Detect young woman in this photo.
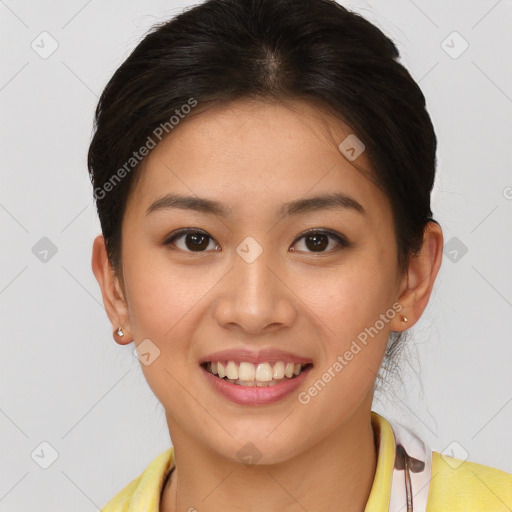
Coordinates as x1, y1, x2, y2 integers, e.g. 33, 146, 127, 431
89, 0, 512, 510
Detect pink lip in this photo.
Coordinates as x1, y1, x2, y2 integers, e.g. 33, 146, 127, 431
200, 364, 313, 405
198, 348, 313, 366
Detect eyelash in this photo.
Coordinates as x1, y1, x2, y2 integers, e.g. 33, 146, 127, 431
162, 227, 351, 254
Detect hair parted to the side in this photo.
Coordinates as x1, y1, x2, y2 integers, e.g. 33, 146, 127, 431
87, 0, 438, 393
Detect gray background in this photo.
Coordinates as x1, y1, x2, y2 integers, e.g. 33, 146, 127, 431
1, 0, 511, 510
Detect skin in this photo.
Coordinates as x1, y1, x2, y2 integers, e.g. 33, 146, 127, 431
92, 98, 443, 512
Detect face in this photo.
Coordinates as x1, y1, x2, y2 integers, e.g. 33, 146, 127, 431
114, 98, 406, 464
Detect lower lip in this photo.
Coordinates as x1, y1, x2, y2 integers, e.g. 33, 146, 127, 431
200, 365, 313, 405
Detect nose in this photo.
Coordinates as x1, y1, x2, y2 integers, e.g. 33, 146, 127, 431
213, 246, 297, 335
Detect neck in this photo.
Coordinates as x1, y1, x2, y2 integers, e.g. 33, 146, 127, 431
160, 404, 378, 512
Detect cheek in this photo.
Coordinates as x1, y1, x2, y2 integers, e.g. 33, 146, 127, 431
298, 256, 396, 342
123, 248, 207, 338
296, 268, 392, 414
295, 250, 397, 401
121, 252, 207, 402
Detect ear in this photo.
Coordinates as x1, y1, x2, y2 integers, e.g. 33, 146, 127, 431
390, 221, 444, 331
91, 234, 132, 345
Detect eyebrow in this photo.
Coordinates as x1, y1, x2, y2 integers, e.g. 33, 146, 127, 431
145, 192, 365, 218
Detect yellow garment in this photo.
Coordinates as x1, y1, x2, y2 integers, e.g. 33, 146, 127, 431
101, 412, 512, 511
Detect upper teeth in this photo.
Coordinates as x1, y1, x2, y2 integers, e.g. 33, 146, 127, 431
207, 361, 304, 382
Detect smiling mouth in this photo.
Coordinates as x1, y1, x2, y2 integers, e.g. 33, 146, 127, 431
200, 361, 314, 387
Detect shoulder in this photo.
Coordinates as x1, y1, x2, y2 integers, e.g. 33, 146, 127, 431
427, 451, 512, 511
101, 447, 175, 512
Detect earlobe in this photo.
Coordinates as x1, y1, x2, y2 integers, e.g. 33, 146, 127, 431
391, 222, 444, 331
91, 234, 133, 344
389, 308, 409, 331
113, 325, 130, 344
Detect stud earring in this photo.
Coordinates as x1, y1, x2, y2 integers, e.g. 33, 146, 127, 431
116, 327, 124, 337
401, 315, 408, 323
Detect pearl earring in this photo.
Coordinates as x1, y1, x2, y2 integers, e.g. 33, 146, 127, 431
116, 327, 124, 337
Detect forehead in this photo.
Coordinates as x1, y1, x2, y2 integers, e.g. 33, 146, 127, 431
125, 98, 390, 222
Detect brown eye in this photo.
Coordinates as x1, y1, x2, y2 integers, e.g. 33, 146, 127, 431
164, 229, 219, 252
291, 229, 350, 253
